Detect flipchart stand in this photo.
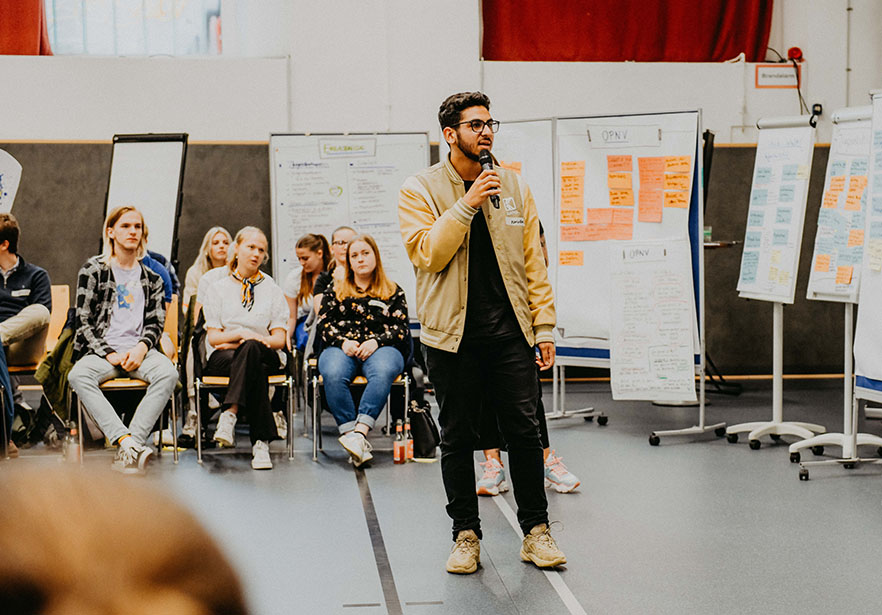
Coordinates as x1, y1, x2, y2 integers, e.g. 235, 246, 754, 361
725, 302, 826, 448
790, 304, 882, 479
549, 363, 606, 424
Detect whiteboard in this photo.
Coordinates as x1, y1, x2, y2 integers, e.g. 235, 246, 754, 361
490, 119, 556, 285
806, 108, 872, 303
854, 92, 882, 381
105, 134, 187, 263
554, 111, 702, 365
268, 133, 429, 312
0, 150, 22, 214
609, 239, 697, 401
736, 123, 814, 303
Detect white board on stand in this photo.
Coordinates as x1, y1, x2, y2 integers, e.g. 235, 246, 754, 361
268, 133, 429, 310
554, 111, 702, 366
609, 239, 697, 401
737, 120, 815, 303
806, 107, 872, 304
854, 92, 882, 382
0, 150, 22, 214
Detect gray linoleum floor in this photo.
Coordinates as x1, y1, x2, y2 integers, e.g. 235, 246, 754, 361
11, 379, 882, 614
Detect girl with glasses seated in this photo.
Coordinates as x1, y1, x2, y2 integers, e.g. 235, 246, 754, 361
317, 234, 408, 467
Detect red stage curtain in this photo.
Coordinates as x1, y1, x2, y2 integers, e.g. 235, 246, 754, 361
482, 0, 773, 62
0, 0, 53, 55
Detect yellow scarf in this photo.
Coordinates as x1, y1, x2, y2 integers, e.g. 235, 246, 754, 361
232, 269, 265, 311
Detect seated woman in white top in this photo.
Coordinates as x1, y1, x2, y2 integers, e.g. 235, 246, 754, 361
201, 227, 289, 470
283, 233, 330, 351
183, 226, 231, 312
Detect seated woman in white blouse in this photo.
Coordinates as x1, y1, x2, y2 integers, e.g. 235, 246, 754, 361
201, 226, 289, 470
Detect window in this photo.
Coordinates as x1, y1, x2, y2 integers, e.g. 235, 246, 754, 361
45, 0, 221, 56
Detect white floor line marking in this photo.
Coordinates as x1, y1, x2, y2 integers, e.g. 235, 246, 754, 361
492, 496, 588, 615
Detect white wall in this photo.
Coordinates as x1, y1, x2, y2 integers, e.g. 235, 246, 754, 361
2, 1, 880, 143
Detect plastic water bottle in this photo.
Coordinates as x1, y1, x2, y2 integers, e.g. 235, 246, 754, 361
393, 420, 406, 464
62, 422, 80, 464
404, 417, 414, 462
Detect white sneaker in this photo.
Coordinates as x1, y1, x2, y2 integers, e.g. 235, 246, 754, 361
213, 410, 237, 447
112, 437, 153, 475
251, 440, 273, 470
152, 428, 175, 447
338, 431, 373, 466
274, 411, 288, 439
181, 409, 198, 438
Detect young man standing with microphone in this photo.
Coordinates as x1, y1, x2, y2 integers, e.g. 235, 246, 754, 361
399, 92, 566, 574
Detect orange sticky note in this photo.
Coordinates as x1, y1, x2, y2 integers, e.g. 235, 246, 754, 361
664, 173, 690, 191
560, 208, 584, 225
848, 229, 865, 247
612, 209, 632, 225
814, 254, 831, 272
560, 175, 584, 209
560, 225, 587, 242
586, 208, 613, 224
584, 225, 610, 241
828, 176, 846, 192
665, 156, 691, 173
664, 191, 688, 208
822, 190, 840, 209
609, 189, 634, 207
607, 155, 632, 172
848, 175, 868, 193
559, 250, 584, 266
498, 160, 522, 174
561, 161, 586, 176
607, 172, 632, 189
609, 222, 634, 241
835, 266, 853, 285
844, 193, 862, 211
638, 157, 665, 189
638, 190, 663, 222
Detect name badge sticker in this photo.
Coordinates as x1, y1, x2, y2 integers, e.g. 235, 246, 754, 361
506, 217, 525, 226
10, 289, 30, 297
368, 299, 389, 313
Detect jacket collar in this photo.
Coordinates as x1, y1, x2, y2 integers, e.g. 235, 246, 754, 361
443, 151, 501, 185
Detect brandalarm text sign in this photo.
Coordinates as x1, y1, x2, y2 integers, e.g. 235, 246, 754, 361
754, 63, 800, 89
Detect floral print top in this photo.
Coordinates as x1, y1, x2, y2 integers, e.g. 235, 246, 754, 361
318, 284, 409, 359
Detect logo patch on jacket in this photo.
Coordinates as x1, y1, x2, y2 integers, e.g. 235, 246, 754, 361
502, 197, 517, 212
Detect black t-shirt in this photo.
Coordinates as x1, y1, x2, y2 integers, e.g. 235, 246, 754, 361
312, 270, 333, 295
462, 180, 521, 342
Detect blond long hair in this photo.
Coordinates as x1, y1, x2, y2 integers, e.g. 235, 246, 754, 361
191, 226, 232, 276
101, 206, 148, 263
228, 226, 268, 273
335, 234, 396, 301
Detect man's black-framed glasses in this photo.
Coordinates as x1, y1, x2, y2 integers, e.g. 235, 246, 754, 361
451, 119, 501, 134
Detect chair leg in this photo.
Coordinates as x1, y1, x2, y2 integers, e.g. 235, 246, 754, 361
171, 394, 178, 465
312, 375, 319, 461
156, 398, 163, 459
287, 377, 294, 461
77, 396, 84, 467
405, 375, 410, 422
386, 391, 392, 436
195, 381, 203, 464
1, 385, 8, 460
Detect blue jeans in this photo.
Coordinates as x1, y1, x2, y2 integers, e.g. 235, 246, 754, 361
0, 343, 13, 442
318, 346, 404, 434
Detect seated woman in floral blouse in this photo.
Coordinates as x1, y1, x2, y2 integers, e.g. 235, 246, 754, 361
317, 234, 408, 467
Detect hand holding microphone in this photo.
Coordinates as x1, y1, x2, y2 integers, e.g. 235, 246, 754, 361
463, 149, 501, 209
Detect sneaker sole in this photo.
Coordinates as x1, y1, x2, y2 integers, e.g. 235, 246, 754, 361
545, 478, 580, 493
251, 461, 273, 470
520, 548, 567, 568
213, 435, 235, 448
476, 480, 508, 496
339, 437, 366, 464
446, 560, 480, 574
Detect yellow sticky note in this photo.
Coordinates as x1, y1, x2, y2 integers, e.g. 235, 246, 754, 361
663, 191, 688, 208
814, 254, 831, 272
835, 266, 853, 285
609, 189, 634, 207
770, 249, 782, 265
663, 173, 690, 191
848, 229, 865, 247
559, 251, 584, 266
665, 156, 691, 173
607, 172, 632, 190
768, 266, 779, 282
561, 161, 586, 176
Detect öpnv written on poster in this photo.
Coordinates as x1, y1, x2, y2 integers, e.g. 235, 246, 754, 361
610, 239, 696, 401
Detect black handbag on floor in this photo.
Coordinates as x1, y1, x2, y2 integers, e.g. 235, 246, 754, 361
409, 400, 440, 458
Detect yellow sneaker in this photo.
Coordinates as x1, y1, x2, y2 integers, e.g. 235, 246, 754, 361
446, 529, 480, 574
521, 523, 566, 568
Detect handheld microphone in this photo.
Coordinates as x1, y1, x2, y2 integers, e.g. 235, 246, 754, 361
478, 149, 500, 209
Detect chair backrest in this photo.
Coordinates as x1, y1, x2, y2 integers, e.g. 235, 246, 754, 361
162, 294, 179, 362
47, 285, 70, 352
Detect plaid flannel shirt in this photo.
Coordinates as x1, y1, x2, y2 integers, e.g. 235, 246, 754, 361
73, 256, 166, 360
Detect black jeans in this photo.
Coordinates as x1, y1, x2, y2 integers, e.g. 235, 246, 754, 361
205, 339, 281, 444
477, 369, 550, 451
424, 337, 548, 539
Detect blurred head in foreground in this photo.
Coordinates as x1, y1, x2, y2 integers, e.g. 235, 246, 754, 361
0, 467, 248, 615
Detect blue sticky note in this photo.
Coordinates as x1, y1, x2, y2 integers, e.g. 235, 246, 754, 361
850, 159, 868, 175
851, 210, 866, 230
835, 229, 849, 247
818, 209, 834, 227
773, 229, 789, 245
751, 189, 769, 206
874, 130, 882, 148
830, 160, 847, 176
748, 209, 765, 227
828, 211, 849, 232
779, 184, 795, 202
874, 174, 882, 192
870, 221, 882, 239
775, 207, 792, 225
740, 251, 759, 284
754, 167, 772, 184
815, 235, 835, 255
875, 150, 882, 167
873, 195, 882, 215
782, 164, 799, 181
745, 231, 762, 248
838, 247, 863, 266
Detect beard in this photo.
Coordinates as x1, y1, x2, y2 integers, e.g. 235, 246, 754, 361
455, 138, 488, 162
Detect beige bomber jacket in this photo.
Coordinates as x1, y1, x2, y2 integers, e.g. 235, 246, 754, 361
398, 154, 555, 353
